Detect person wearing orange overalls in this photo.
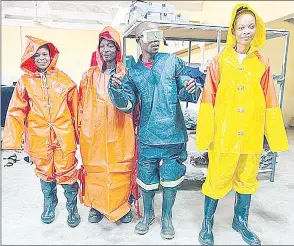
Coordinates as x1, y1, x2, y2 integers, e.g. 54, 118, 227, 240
2, 36, 80, 228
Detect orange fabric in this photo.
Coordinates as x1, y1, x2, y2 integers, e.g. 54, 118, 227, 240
78, 27, 136, 222
256, 54, 279, 108
31, 129, 78, 184
201, 54, 221, 105
2, 36, 79, 181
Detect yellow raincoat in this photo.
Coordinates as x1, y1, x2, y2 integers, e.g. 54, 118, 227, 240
2, 36, 79, 184
78, 27, 136, 222
196, 3, 289, 199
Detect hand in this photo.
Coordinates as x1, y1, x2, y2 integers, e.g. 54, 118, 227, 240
184, 79, 196, 94
109, 74, 123, 89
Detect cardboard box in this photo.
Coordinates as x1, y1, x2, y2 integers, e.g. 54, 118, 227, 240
162, 3, 175, 13
147, 2, 163, 12
146, 12, 161, 21
175, 13, 189, 23
161, 12, 175, 22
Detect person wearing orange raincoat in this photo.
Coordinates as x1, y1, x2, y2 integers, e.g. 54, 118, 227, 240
78, 26, 138, 224
196, 3, 289, 245
2, 36, 81, 228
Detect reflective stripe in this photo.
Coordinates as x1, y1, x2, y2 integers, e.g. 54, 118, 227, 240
136, 178, 159, 190
160, 176, 185, 188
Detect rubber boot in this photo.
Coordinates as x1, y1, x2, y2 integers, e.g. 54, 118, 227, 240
120, 209, 133, 223
62, 182, 81, 228
198, 196, 218, 245
232, 193, 261, 245
88, 208, 103, 223
160, 186, 178, 240
134, 188, 155, 235
40, 179, 58, 224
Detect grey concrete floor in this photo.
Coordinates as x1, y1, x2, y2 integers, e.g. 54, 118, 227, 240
1, 128, 294, 245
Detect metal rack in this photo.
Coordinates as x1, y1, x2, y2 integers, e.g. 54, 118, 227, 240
122, 19, 291, 182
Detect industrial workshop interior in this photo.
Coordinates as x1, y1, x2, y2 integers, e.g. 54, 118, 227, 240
1, 1, 294, 245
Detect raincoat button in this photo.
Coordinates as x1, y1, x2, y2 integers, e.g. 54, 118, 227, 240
45, 104, 52, 108
238, 67, 244, 71
238, 131, 244, 136
237, 108, 244, 113
238, 86, 244, 90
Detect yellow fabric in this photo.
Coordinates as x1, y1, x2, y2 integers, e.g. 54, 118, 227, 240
196, 3, 289, 154
202, 152, 260, 199
265, 107, 289, 152
196, 103, 214, 151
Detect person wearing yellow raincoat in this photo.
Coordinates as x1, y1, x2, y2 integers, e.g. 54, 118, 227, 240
196, 3, 289, 245
78, 26, 137, 224
2, 36, 81, 228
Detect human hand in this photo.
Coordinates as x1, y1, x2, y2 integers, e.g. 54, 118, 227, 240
109, 74, 123, 89
184, 79, 196, 94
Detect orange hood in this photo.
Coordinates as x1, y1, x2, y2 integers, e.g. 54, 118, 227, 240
90, 26, 122, 69
21, 35, 59, 75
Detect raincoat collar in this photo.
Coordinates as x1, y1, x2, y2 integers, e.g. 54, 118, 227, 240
226, 3, 266, 54
21, 35, 59, 75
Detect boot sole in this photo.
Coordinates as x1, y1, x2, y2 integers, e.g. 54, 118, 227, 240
134, 217, 155, 235
88, 216, 103, 224
198, 235, 213, 246
232, 224, 261, 246
41, 217, 55, 224
160, 232, 175, 240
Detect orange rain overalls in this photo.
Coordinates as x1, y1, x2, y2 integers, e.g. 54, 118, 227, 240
78, 27, 137, 222
2, 36, 79, 184
196, 3, 289, 199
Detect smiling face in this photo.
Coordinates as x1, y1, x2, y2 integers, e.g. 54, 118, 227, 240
32, 45, 51, 72
99, 38, 117, 63
233, 13, 256, 46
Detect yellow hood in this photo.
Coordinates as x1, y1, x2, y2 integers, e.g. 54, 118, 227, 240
226, 3, 266, 52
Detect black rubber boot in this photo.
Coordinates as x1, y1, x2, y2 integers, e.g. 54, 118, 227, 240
88, 208, 104, 223
232, 193, 261, 245
199, 196, 218, 245
40, 179, 58, 224
62, 182, 81, 228
134, 188, 155, 235
120, 209, 133, 223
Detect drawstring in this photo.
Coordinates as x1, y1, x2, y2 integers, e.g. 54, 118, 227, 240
134, 199, 142, 218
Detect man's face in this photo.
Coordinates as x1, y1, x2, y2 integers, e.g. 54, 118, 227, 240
139, 39, 160, 55
99, 38, 117, 63
33, 47, 51, 71
233, 13, 256, 45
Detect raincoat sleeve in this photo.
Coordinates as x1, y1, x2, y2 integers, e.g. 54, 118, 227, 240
78, 71, 88, 138
108, 71, 137, 114
196, 56, 220, 151
67, 84, 79, 144
2, 79, 29, 149
175, 55, 204, 103
261, 64, 289, 152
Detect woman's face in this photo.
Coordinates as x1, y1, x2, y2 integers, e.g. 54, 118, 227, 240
234, 13, 256, 46
33, 47, 51, 71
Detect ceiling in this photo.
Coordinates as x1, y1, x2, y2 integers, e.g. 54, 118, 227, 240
1, 1, 203, 32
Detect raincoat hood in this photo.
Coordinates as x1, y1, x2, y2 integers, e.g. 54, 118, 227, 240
90, 26, 122, 69
226, 3, 266, 52
21, 36, 59, 75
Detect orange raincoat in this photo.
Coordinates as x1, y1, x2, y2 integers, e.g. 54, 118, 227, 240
2, 36, 79, 184
78, 27, 137, 222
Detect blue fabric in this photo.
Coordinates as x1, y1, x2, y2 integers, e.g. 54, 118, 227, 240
137, 143, 187, 187
109, 53, 202, 145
